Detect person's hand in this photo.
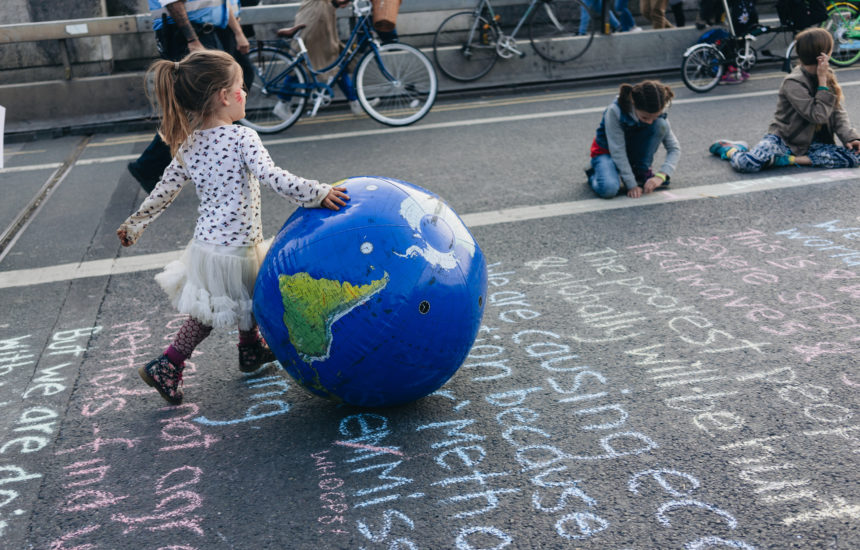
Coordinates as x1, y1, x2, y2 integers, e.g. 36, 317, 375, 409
187, 38, 205, 52
643, 176, 663, 194
321, 186, 350, 210
235, 32, 250, 55
627, 185, 643, 198
817, 51, 830, 84
847, 140, 860, 153
117, 227, 135, 247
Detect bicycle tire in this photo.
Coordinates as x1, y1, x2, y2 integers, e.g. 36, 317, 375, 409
433, 11, 499, 82
529, 0, 594, 63
240, 47, 308, 134
355, 43, 438, 127
681, 43, 725, 93
822, 4, 860, 66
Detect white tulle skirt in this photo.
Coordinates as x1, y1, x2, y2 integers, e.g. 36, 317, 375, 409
155, 239, 270, 331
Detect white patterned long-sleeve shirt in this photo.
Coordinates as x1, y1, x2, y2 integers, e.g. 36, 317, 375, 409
120, 125, 331, 246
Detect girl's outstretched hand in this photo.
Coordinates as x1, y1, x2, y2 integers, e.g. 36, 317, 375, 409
847, 140, 860, 153
117, 227, 135, 247
322, 186, 350, 211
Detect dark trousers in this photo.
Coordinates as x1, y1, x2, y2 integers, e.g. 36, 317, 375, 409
130, 24, 238, 192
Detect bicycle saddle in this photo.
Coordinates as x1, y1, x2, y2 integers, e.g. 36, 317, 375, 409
276, 24, 307, 38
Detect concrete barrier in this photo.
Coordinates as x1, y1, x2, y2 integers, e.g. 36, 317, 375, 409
0, 2, 789, 136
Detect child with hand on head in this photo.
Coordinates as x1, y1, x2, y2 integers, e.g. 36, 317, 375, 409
587, 80, 681, 199
117, 49, 349, 405
710, 27, 860, 172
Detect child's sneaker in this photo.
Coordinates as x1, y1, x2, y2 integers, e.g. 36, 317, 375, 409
719, 68, 745, 85
139, 355, 184, 405
709, 140, 748, 159
238, 341, 278, 372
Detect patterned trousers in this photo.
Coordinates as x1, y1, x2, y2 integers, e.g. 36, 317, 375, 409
731, 133, 860, 173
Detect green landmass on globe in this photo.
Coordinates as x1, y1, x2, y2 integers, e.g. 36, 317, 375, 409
278, 271, 389, 361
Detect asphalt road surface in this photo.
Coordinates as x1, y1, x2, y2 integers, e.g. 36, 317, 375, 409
1, 65, 859, 549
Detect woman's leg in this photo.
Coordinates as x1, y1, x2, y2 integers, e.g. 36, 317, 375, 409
589, 154, 623, 198
580, 0, 594, 34
806, 142, 860, 168
614, 0, 637, 30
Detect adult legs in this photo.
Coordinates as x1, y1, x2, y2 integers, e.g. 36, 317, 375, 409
581, 0, 621, 34
614, 0, 637, 30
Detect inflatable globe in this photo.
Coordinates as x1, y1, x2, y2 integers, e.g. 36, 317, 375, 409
253, 176, 487, 407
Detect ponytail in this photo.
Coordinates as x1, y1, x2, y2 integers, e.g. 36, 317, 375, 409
617, 80, 674, 114
149, 59, 192, 155
145, 50, 240, 155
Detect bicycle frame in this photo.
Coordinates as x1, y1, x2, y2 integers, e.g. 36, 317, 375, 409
257, 2, 391, 111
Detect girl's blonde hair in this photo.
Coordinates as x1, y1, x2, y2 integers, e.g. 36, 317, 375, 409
795, 27, 843, 104
618, 80, 675, 115
147, 49, 241, 154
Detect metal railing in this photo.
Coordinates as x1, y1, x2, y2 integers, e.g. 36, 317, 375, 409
0, 1, 529, 80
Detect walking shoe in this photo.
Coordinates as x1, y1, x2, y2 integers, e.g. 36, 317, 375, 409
709, 140, 748, 160
238, 341, 278, 372
139, 355, 184, 405
719, 69, 745, 85
585, 166, 595, 185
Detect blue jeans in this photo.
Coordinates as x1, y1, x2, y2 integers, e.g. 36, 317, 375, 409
614, 0, 637, 30
589, 118, 669, 198
580, 0, 621, 34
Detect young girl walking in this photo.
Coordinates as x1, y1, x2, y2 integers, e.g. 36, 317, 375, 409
710, 27, 860, 172
117, 50, 349, 405
587, 80, 681, 198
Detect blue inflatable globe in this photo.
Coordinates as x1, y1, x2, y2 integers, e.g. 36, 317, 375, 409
253, 176, 487, 407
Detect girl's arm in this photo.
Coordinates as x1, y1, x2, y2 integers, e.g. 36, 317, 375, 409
116, 157, 189, 246
831, 103, 860, 147
240, 128, 332, 207
658, 123, 681, 177
603, 106, 638, 190
782, 79, 837, 125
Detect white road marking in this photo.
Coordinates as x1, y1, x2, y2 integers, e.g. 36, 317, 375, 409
10, 83, 860, 175
0, 168, 855, 289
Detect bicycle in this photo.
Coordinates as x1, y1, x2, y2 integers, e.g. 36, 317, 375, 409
681, 0, 798, 93
240, 0, 437, 134
821, 1, 860, 66
432, 0, 595, 82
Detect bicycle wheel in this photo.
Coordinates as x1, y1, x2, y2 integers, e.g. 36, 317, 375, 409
822, 4, 860, 66
433, 11, 499, 82
681, 43, 725, 93
355, 43, 438, 127
529, 0, 594, 63
240, 47, 308, 134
